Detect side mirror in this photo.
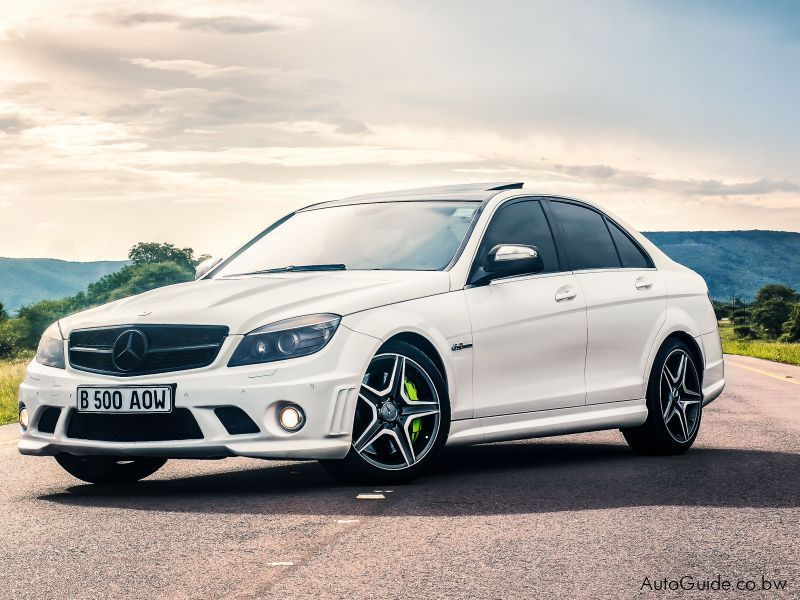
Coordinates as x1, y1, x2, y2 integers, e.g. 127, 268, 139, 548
195, 257, 224, 280
472, 244, 544, 285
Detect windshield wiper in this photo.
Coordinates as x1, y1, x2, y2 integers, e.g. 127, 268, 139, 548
225, 264, 347, 277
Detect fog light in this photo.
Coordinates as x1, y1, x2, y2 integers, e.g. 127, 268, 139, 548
278, 405, 305, 432
19, 406, 29, 430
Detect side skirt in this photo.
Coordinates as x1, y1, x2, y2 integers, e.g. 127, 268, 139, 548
446, 399, 648, 447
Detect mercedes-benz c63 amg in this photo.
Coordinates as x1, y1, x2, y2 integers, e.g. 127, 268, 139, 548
18, 182, 725, 484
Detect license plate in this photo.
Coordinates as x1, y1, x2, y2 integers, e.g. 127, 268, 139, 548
76, 386, 173, 413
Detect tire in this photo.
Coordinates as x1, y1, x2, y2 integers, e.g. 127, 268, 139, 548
622, 338, 703, 455
55, 454, 167, 484
321, 340, 451, 485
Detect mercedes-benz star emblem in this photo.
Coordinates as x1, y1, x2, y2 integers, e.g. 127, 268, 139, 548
111, 329, 149, 372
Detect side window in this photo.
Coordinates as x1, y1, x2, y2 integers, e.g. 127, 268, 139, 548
477, 199, 560, 273
607, 220, 651, 269
549, 201, 620, 270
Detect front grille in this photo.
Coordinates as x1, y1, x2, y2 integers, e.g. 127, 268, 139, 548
66, 409, 203, 442
69, 325, 229, 377
37, 407, 61, 433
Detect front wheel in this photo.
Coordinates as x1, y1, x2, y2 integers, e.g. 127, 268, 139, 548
321, 341, 450, 484
622, 338, 703, 455
55, 454, 167, 484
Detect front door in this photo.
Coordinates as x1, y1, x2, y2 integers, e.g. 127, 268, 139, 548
465, 198, 588, 417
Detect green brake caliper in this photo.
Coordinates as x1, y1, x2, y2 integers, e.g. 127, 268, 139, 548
404, 379, 423, 442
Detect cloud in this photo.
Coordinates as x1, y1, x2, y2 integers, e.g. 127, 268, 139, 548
125, 58, 247, 78
330, 117, 373, 136
548, 162, 800, 197
0, 115, 35, 134
552, 163, 618, 180
101, 11, 306, 34
613, 173, 800, 197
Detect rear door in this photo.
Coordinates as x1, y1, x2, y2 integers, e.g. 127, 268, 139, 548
465, 198, 587, 417
548, 200, 667, 405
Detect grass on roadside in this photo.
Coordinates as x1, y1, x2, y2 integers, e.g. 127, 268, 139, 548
0, 357, 30, 426
720, 324, 800, 367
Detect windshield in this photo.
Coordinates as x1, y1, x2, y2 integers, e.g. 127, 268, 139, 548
215, 201, 480, 277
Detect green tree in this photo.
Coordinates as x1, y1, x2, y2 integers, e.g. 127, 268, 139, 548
85, 267, 136, 305
109, 262, 194, 301
751, 297, 793, 338
753, 284, 799, 306
783, 304, 800, 343
0, 302, 8, 322
15, 299, 72, 348
129, 242, 197, 270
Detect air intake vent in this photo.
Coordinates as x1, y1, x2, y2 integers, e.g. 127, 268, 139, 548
214, 407, 260, 435
37, 407, 61, 434
69, 325, 228, 377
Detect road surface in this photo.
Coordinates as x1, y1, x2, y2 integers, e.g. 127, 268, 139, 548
1, 354, 798, 599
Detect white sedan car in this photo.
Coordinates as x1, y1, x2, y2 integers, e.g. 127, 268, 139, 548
18, 182, 725, 484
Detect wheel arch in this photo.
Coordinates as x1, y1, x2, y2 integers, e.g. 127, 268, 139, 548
379, 331, 448, 391
342, 295, 473, 421
644, 329, 705, 394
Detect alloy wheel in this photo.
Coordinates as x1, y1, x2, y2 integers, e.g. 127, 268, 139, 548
659, 349, 702, 443
353, 353, 441, 471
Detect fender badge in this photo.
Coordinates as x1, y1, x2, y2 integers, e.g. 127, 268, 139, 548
451, 342, 473, 352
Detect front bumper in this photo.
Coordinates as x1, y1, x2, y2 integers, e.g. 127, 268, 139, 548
17, 325, 380, 460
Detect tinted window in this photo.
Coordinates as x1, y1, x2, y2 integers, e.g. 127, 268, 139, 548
550, 201, 620, 270
607, 220, 651, 268
477, 200, 559, 273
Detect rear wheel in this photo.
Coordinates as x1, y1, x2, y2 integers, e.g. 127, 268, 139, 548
321, 340, 450, 484
622, 338, 703, 454
55, 454, 167, 484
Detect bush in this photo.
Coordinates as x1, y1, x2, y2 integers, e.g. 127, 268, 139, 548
0, 320, 24, 358
15, 299, 74, 349
751, 297, 793, 338
733, 325, 754, 339
783, 304, 800, 342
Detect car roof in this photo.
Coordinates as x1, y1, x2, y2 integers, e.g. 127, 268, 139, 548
299, 182, 524, 210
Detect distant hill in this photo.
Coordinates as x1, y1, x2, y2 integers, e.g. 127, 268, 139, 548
642, 230, 800, 301
0, 258, 128, 314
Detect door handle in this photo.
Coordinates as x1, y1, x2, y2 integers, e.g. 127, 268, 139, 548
635, 277, 653, 290
555, 287, 577, 302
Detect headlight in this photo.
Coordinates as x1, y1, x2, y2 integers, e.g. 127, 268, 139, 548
36, 323, 65, 369
228, 314, 341, 367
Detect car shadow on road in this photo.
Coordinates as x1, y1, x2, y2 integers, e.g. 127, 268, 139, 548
38, 438, 800, 516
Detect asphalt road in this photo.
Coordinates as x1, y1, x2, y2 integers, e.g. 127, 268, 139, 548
1, 354, 798, 599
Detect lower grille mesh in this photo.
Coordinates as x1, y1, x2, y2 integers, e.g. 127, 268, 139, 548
66, 409, 203, 442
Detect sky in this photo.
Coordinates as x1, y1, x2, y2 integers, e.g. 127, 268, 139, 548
0, 0, 799, 261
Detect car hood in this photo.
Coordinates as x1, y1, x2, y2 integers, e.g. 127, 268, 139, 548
58, 271, 451, 337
